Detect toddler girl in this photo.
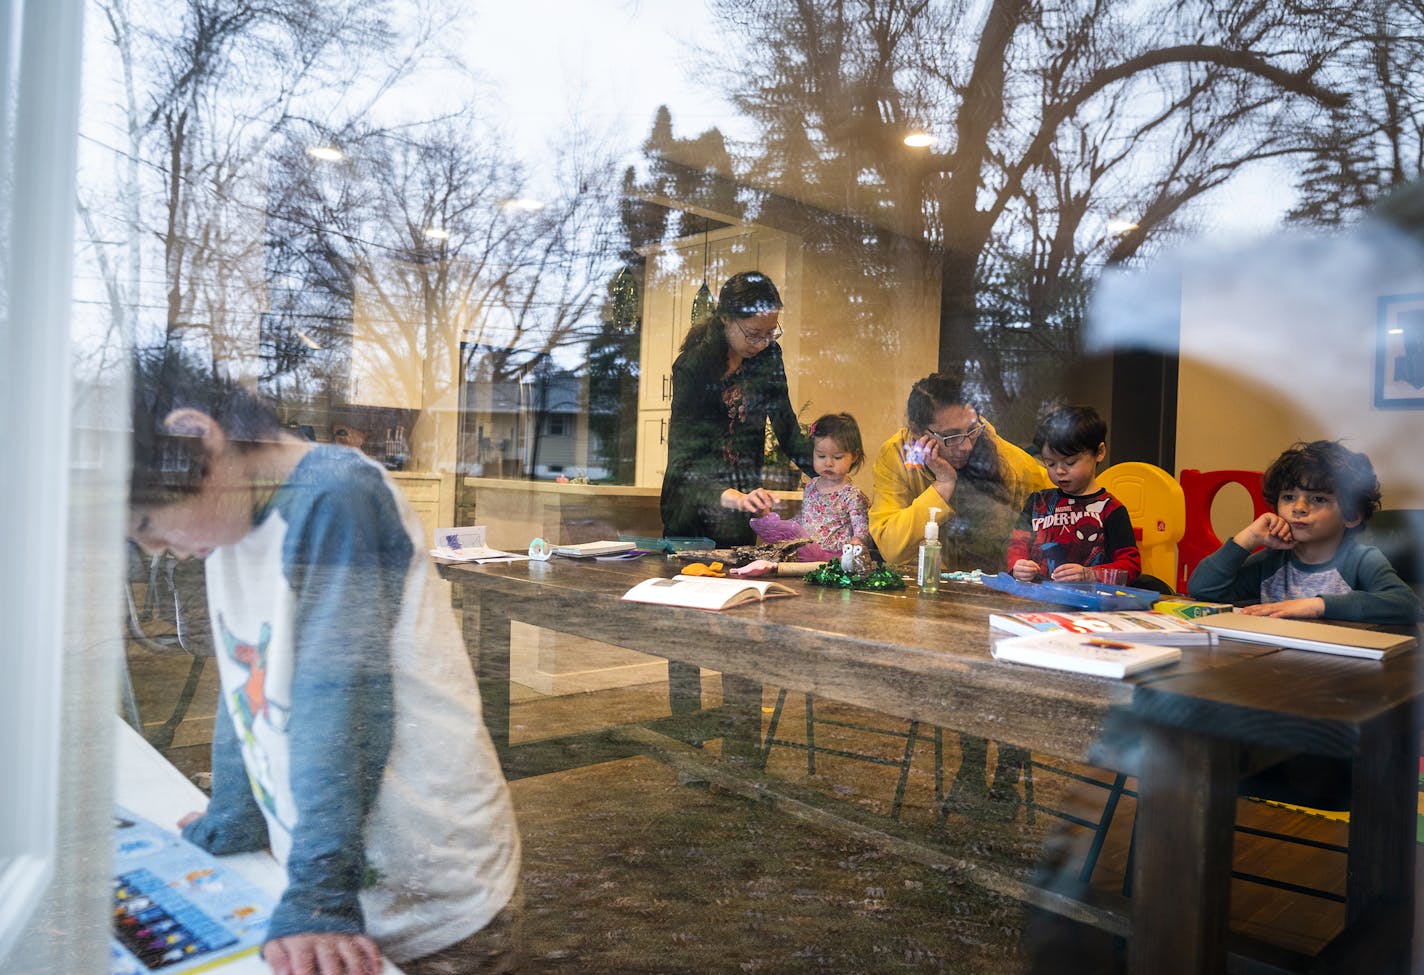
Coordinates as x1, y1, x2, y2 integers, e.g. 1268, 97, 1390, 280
749, 413, 870, 561
797, 412, 870, 559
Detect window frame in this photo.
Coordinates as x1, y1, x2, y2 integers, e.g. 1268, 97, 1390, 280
0, 0, 88, 963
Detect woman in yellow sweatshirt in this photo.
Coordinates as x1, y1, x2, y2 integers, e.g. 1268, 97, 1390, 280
869, 374, 1049, 569
867, 374, 1050, 811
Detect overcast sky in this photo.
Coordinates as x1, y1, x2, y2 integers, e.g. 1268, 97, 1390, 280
463, 0, 753, 170
459, 0, 1291, 234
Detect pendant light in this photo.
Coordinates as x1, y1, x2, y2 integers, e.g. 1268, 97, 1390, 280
691, 216, 713, 327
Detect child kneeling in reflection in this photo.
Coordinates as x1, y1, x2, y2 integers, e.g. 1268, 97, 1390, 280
1188, 440, 1418, 624
128, 349, 521, 975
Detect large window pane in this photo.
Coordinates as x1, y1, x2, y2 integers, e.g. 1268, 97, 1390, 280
32, 0, 1424, 971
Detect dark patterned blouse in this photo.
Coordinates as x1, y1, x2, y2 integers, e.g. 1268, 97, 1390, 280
660, 340, 812, 546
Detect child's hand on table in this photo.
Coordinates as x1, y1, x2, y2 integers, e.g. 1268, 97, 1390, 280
1049, 563, 1093, 582
264, 932, 382, 975
1235, 512, 1295, 551
1010, 559, 1040, 582
1240, 597, 1326, 619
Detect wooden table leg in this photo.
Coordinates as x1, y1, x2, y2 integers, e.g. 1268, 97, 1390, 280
1342, 703, 1417, 973
1129, 722, 1238, 975
464, 586, 512, 757
719, 674, 765, 766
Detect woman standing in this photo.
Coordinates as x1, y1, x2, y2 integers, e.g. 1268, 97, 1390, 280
660, 271, 813, 717
660, 271, 813, 546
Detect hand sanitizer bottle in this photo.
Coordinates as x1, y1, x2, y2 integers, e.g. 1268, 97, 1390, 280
918, 507, 942, 594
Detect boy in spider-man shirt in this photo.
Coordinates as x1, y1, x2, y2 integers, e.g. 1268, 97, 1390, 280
1006, 405, 1142, 584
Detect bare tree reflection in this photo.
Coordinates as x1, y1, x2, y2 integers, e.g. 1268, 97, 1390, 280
76, 0, 442, 378
634, 0, 1424, 430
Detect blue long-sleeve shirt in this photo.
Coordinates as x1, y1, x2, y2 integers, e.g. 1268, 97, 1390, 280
1187, 535, 1421, 624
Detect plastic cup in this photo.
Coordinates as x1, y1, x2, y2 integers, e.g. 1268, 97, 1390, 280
1097, 568, 1126, 587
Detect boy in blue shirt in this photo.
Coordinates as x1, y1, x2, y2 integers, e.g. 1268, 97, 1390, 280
128, 349, 521, 975
1189, 441, 1419, 812
1188, 440, 1419, 624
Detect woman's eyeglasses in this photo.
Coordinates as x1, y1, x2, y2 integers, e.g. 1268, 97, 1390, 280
735, 321, 783, 347
925, 418, 985, 447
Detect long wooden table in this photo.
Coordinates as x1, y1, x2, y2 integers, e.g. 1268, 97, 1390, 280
445, 557, 1421, 975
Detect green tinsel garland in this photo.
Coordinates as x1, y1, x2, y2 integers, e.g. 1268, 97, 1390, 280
804, 560, 906, 592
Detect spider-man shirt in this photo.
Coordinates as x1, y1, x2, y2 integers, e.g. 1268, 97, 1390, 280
1005, 487, 1141, 581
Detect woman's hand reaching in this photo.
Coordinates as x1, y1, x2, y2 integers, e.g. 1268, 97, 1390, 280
722, 487, 777, 515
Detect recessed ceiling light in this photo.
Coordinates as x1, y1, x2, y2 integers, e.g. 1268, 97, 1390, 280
1106, 219, 1139, 234
902, 132, 934, 148
306, 146, 344, 162
422, 227, 450, 240
501, 197, 546, 212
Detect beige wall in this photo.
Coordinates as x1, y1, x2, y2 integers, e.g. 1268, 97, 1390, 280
783, 235, 942, 498
1174, 224, 1424, 535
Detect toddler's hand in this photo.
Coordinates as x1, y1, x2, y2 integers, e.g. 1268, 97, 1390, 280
1240, 598, 1325, 619
729, 560, 776, 577
264, 932, 382, 975
1010, 559, 1040, 582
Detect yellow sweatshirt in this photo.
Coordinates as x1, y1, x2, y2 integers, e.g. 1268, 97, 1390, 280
868, 422, 1051, 569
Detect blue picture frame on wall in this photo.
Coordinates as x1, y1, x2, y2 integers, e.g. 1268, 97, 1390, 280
1376, 292, 1424, 409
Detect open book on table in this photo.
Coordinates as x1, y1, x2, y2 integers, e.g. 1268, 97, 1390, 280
622, 575, 798, 611
430, 525, 526, 563
992, 631, 1183, 679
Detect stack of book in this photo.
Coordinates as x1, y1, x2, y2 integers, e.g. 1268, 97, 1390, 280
988, 610, 1210, 678
1194, 613, 1415, 660
989, 610, 1216, 644
988, 608, 1417, 675
991, 631, 1183, 678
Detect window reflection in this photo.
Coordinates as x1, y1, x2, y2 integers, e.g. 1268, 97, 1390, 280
57, 0, 1424, 972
